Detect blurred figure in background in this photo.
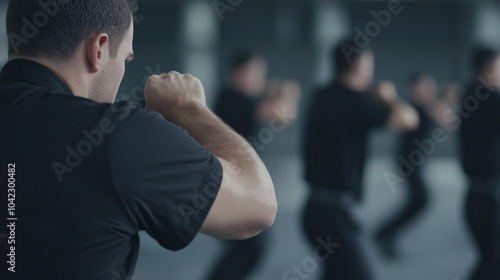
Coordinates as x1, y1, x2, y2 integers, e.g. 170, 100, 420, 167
375, 74, 456, 259
206, 53, 301, 280
302, 39, 419, 280
461, 48, 500, 280
441, 83, 465, 106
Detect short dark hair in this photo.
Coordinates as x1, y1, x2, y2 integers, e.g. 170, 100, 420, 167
333, 38, 371, 76
473, 48, 499, 76
6, 0, 139, 60
230, 52, 261, 72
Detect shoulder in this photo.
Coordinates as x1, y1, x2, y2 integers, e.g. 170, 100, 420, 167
99, 101, 177, 142
34, 93, 167, 143
45, 95, 148, 128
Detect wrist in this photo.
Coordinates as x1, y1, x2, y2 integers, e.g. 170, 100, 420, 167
166, 101, 207, 126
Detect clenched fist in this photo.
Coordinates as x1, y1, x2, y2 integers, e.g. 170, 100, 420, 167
371, 80, 398, 104
258, 79, 302, 124
145, 71, 206, 121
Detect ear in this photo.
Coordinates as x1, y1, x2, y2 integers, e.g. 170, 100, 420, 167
86, 33, 110, 73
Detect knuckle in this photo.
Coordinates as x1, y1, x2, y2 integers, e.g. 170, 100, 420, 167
148, 74, 159, 81
146, 75, 159, 85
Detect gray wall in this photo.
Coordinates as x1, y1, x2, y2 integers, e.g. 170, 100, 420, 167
117, 0, 498, 157
2, 0, 500, 157
0, 2, 8, 65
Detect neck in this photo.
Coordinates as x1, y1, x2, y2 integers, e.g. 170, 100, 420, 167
338, 74, 365, 92
9, 56, 89, 99
230, 79, 258, 96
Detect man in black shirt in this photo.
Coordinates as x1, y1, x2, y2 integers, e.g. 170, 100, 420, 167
375, 74, 455, 258
460, 48, 500, 280
302, 40, 418, 280
215, 54, 267, 139
0, 1, 277, 279
207, 53, 300, 280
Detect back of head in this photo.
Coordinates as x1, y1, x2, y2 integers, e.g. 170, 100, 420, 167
230, 52, 261, 72
473, 47, 499, 77
7, 0, 138, 60
229, 51, 267, 95
333, 38, 371, 77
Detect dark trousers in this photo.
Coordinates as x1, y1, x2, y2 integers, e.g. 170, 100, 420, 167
206, 231, 268, 280
465, 178, 500, 280
302, 189, 372, 280
377, 167, 429, 241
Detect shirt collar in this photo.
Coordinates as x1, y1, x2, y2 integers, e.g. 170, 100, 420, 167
0, 59, 74, 96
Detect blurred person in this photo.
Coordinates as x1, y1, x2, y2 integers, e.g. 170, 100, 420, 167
375, 74, 455, 258
460, 48, 500, 280
214, 53, 301, 139
206, 53, 300, 280
441, 83, 465, 105
0, 1, 277, 279
302, 40, 419, 280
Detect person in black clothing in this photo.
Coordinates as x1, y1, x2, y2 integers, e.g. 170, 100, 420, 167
460, 48, 500, 280
207, 53, 300, 280
375, 74, 455, 258
215, 54, 268, 139
0, 1, 277, 279
302, 40, 419, 280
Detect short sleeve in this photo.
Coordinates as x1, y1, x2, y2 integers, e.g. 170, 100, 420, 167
107, 107, 223, 251
355, 94, 391, 129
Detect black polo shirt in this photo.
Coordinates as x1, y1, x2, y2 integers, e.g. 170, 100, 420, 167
214, 87, 261, 140
0, 59, 223, 279
400, 103, 435, 158
461, 81, 500, 179
303, 82, 390, 200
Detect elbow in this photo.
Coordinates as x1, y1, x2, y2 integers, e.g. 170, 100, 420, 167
259, 179, 278, 230
238, 200, 277, 240
249, 171, 278, 236
256, 195, 278, 232
237, 182, 278, 240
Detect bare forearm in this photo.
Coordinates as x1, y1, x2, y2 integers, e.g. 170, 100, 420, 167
168, 103, 259, 165
165, 103, 275, 203
168, 103, 276, 237
144, 72, 276, 238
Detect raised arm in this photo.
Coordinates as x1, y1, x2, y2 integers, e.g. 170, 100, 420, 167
145, 72, 277, 240
372, 81, 420, 131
